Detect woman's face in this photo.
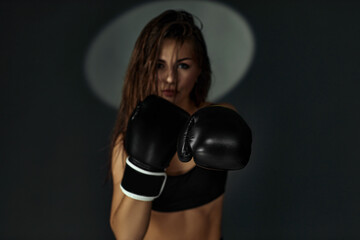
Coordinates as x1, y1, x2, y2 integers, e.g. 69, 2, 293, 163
157, 39, 201, 110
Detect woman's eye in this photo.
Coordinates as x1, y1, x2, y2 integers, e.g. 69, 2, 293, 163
156, 63, 165, 69
178, 63, 190, 69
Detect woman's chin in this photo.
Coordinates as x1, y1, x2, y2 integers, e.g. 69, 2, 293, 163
160, 94, 176, 102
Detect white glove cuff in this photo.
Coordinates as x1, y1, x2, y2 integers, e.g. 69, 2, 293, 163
120, 157, 167, 201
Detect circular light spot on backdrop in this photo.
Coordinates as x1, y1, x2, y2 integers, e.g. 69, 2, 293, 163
84, 1, 255, 109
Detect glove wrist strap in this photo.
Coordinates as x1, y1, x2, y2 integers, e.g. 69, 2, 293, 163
120, 157, 167, 201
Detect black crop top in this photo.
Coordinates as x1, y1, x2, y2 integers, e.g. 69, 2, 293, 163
152, 166, 228, 212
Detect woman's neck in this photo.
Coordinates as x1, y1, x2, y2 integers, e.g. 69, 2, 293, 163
177, 98, 198, 114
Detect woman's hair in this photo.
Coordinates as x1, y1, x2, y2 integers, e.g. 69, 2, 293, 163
108, 9, 212, 177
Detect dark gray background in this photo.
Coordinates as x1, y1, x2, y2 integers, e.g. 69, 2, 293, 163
1, 1, 359, 239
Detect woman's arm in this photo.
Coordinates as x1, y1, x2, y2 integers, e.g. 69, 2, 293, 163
110, 96, 189, 239
110, 137, 152, 240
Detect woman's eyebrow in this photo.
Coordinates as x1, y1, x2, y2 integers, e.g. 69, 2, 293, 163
177, 57, 192, 62
157, 57, 193, 62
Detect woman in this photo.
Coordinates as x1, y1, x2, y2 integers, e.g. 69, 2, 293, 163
109, 10, 251, 240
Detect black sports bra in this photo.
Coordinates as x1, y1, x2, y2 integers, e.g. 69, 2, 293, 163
152, 166, 228, 212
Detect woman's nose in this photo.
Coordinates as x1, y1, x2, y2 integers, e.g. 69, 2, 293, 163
165, 69, 175, 84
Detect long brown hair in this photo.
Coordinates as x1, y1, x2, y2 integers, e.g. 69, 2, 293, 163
108, 9, 212, 178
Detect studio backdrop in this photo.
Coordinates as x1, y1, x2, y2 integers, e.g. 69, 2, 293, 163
1, 0, 359, 239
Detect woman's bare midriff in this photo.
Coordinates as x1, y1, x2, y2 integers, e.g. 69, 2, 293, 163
144, 194, 224, 240
144, 154, 224, 240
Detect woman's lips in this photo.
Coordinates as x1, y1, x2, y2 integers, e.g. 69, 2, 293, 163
162, 89, 176, 97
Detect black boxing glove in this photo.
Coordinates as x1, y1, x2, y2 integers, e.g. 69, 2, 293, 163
120, 95, 189, 201
177, 105, 252, 170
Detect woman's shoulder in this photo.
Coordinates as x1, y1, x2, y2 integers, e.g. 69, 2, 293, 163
112, 134, 124, 153
199, 101, 237, 111
111, 134, 127, 183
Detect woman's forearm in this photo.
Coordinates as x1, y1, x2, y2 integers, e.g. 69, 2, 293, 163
111, 196, 152, 240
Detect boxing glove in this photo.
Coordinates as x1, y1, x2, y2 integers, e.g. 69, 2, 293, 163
177, 105, 252, 170
121, 95, 189, 201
